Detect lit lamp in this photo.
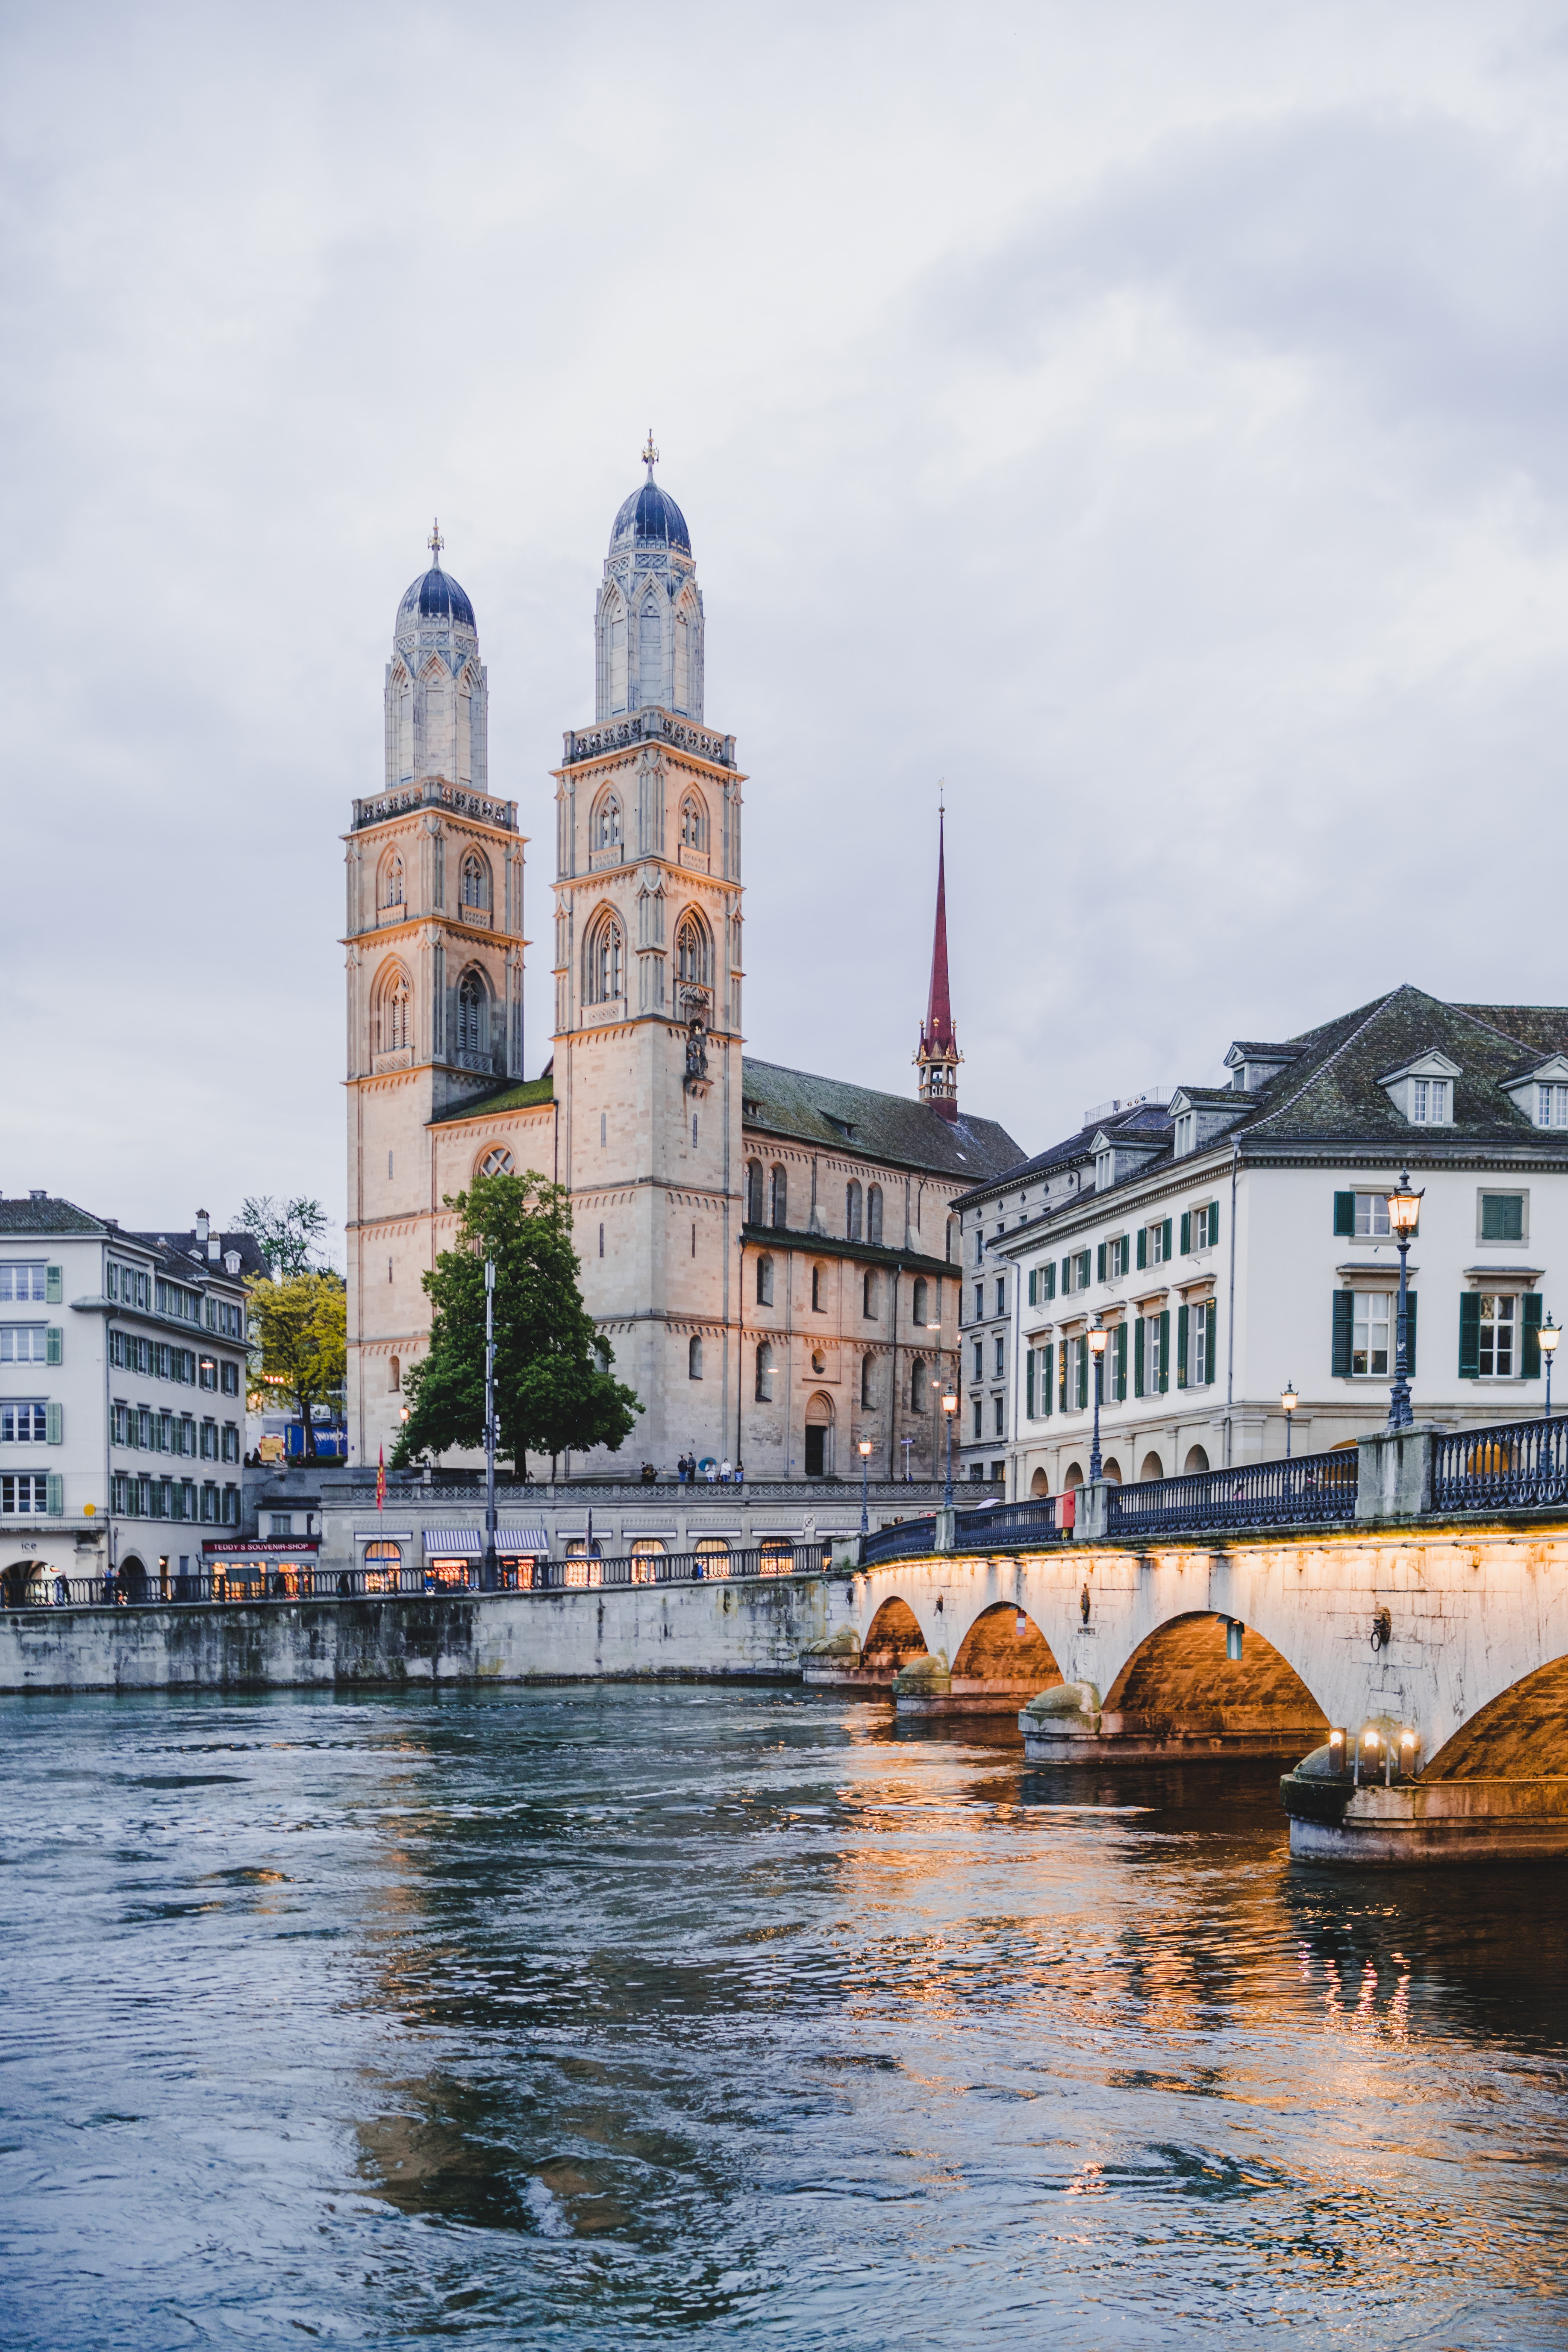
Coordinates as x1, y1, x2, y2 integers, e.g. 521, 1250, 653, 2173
1540, 1310, 1560, 1423
1280, 1379, 1299, 1459
1087, 1315, 1108, 1482
941, 1388, 959, 1508
858, 1436, 874, 1535
1384, 1170, 1424, 1431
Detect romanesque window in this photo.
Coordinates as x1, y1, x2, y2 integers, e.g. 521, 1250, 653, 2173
383, 853, 404, 909
860, 1354, 875, 1408
379, 967, 412, 1055
862, 1270, 879, 1319
594, 795, 622, 852
746, 1160, 764, 1224
911, 1358, 930, 1413
688, 1335, 703, 1380
389, 1357, 400, 1394
755, 1339, 774, 1401
845, 1179, 862, 1241
584, 910, 624, 1004
812, 1264, 827, 1312
456, 971, 486, 1056
770, 1167, 788, 1229
460, 852, 488, 910
911, 1277, 928, 1327
755, 1252, 774, 1306
478, 1147, 514, 1179
675, 911, 711, 988
867, 1185, 884, 1246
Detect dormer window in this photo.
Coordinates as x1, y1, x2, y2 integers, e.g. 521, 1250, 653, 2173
1174, 1113, 1196, 1157
1378, 1051, 1459, 1128
1095, 1149, 1112, 1189
1539, 1083, 1568, 1127
1412, 1078, 1448, 1123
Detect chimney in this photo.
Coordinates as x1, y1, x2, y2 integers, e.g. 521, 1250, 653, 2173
29, 1189, 46, 1201
196, 1209, 210, 1244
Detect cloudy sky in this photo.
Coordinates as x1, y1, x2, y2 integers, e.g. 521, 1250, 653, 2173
5, 1, 1568, 1251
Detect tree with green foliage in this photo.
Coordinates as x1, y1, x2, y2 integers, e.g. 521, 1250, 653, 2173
236, 1196, 332, 1278
391, 1170, 641, 1476
247, 1270, 347, 1463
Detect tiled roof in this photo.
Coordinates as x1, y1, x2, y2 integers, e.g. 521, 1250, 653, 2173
126, 1229, 268, 1282
0, 1194, 111, 1235
740, 1058, 1024, 1182
430, 1074, 556, 1126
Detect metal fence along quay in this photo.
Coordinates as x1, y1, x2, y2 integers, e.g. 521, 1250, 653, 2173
1106, 1448, 1359, 1537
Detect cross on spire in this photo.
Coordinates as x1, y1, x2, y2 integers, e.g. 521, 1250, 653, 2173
428, 517, 444, 567
642, 430, 659, 478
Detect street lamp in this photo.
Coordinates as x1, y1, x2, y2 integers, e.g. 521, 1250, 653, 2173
941, 1388, 959, 1508
1087, 1315, 1107, 1482
1280, 1380, 1298, 1458
1541, 1310, 1560, 1422
482, 1256, 498, 1591
1385, 1171, 1424, 1431
858, 1436, 874, 1533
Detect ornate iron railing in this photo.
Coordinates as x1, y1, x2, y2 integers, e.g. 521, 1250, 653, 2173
950, 1499, 1067, 1550
1106, 1448, 1358, 1537
860, 1515, 938, 1564
1432, 1416, 1568, 1513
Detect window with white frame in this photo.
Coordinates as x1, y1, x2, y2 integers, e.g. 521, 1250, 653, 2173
0, 1402, 46, 1442
0, 1264, 47, 1302
1145, 1315, 1163, 1389
1, 1473, 48, 1512
1537, 1084, 1568, 1127
1191, 1302, 1209, 1385
1356, 1194, 1391, 1237
1109, 1235, 1130, 1277
1478, 1294, 1516, 1376
1412, 1078, 1449, 1123
993, 1334, 1005, 1379
1353, 1292, 1393, 1377
0, 1326, 49, 1362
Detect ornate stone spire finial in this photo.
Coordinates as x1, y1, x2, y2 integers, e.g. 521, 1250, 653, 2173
914, 800, 962, 1121
428, 517, 444, 567
642, 431, 659, 479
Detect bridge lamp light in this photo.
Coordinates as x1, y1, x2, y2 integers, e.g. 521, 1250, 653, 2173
1540, 1311, 1560, 1423
940, 1388, 959, 1509
1399, 1728, 1418, 1779
1384, 1170, 1424, 1433
1087, 1315, 1108, 1482
1328, 1727, 1346, 1774
1225, 1618, 1244, 1663
857, 1437, 874, 1536
1280, 1380, 1299, 1458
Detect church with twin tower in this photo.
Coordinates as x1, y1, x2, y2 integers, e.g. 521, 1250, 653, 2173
343, 445, 1023, 1476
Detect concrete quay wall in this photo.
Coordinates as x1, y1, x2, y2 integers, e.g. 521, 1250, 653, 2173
0, 1575, 832, 1694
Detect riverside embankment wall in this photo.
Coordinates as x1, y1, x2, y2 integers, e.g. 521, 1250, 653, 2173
0, 1576, 833, 1694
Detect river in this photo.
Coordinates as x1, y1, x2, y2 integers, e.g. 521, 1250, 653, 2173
1, 1686, 1565, 2348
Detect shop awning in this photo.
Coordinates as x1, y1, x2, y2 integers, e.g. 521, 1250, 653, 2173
421, 1526, 550, 1557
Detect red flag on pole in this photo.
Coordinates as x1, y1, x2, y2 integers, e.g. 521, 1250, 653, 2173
377, 1446, 385, 1513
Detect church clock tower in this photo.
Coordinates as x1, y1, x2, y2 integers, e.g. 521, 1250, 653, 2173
552, 442, 746, 1466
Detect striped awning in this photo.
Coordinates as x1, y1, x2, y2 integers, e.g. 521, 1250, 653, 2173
421, 1526, 549, 1557
497, 1527, 549, 1553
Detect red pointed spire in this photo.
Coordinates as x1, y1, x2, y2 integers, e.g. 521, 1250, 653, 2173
915, 804, 962, 1120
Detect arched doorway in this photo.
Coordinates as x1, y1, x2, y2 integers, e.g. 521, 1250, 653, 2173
1183, 1444, 1210, 1475
2, 1562, 35, 1608
947, 1603, 1064, 1712
1139, 1450, 1164, 1482
804, 1391, 835, 1478
1029, 1468, 1050, 1498
1102, 1457, 1122, 1485
119, 1555, 148, 1603
1063, 1462, 1084, 1489
1102, 1611, 1327, 1756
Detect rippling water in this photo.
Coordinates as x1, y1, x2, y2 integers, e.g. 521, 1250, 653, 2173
2, 1686, 1566, 2349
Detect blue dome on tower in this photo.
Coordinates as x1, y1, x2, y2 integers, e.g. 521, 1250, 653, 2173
609, 477, 691, 557
397, 564, 476, 631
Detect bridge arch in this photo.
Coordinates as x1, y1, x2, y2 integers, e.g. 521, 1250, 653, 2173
862, 1596, 928, 1670
1100, 1610, 1328, 1755
1424, 1653, 1568, 1780
950, 1601, 1062, 1694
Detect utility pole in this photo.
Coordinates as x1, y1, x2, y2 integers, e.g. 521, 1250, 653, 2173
483, 1257, 497, 1591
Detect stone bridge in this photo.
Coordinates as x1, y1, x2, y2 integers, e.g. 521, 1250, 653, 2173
807, 1517, 1568, 1866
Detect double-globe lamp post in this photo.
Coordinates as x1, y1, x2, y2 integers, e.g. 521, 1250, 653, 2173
1385, 1172, 1424, 1432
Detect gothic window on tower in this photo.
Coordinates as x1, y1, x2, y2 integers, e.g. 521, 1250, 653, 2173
911, 1277, 928, 1327
603, 590, 627, 713
746, 1161, 764, 1224
594, 795, 622, 853
812, 1264, 827, 1312
460, 852, 489, 911
862, 1270, 879, 1319
867, 1185, 884, 1246
675, 911, 711, 989
680, 794, 707, 852
770, 1167, 788, 1229
378, 966, 412, 1055
477, 1147, 514, 1179
688, 1335, 703, 1381
456, 971, 487, 1060
755, 1252, 774, 1306
911, 1357, 930, 1413
845, 1180, 862, 1241
583, 910, 624, 1005
674, 605, 691, 713
754, 1340, 774, 1401
638, 599, 662, 709
860, 1354, 876, 1408
382, 853, 405, 910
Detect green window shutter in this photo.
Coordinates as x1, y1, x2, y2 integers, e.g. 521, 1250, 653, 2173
46, 1473, 63, 1516
1209, 1202, 1221, 1249
1333, 1191, 1356, 1238
1115, 1320, 1127, 1401
1057, 1345, 1067, 1411
1180, 1211, 1191, 1255
1075, 1342, 1086, 1410
1043, 1344, 1053, 1417
1176, 1304, 1189, 1387
1205, 1300, 1218, 1386
46, 1327, 62, 1365
46, 1402, 62, 1444
1332, 1290, 1354, 1377
1522, 1291, 1542, 1378
1026, 1350, 1036, 1418
1096, 1242, 1107, 1284
1028, 1269, 1037, 1306
1458, 1291, 1481, 1379
1136, 1227, 1147, 1270
1044, 1263, 1056, 1300
1161, 1219, 1172, 1260
1061, 1256, 1071, 1294
1158, 1308, 1170, 1393
1405, 1290, 1418, 1377
1134, 1317, 1145, 1398
45, 1264, 62, 1303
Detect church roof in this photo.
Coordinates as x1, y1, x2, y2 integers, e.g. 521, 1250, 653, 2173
397, 565, 476, 630
428, 1075, 556, 1125
609, 479, 691, 557
741, 1058, 1024, 1181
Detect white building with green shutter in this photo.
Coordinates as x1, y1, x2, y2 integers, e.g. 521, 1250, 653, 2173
954, 986, 1568, 1501
0, 1194, 259, 1602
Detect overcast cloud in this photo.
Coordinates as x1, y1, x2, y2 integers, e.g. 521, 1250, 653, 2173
5, 1, 1568, 1253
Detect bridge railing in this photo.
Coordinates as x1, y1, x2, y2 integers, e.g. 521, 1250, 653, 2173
860, 1515, 938, 1564
1432, 1416, 1568, 1513
949, 1499, 1068, 1549
1106, 1448, 1359, 1538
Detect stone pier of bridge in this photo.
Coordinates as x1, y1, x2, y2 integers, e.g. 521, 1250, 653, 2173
804, 1518, 1568, 1866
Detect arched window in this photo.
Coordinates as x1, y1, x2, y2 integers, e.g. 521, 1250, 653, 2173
755, 1252, 773, 1306
946, 1216, 958, 1264
845, 1179, 862, 1240
478, 1146, 514, 1179
867, 1185, 884, 1246
604, 590, 627, 712
688, 1335, 703, 1381
770, 1167, 788, 1229
811, 1264, 826, 1312
862, 1270, 878, 1319
674, 605, 691, 711
755, 1340, 774, 1401
583, 910, 624, 1004
911, 1276, 928, 1328
680, 793, 707, 851
911, 1358, 929, 1413
389, 1356, 401, 1394
460, 853, 488, 910
382, 853, 404, 910
746, 1161, 764, 1224
379, 966, 412, 1055
675, 911, 711, 988
638, 598, 662, 708
861, 1354, 876, 1408
456, 971, 485, 1055
594, 794, 622, 852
